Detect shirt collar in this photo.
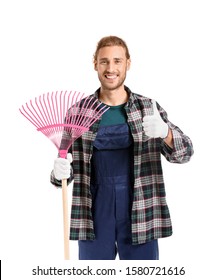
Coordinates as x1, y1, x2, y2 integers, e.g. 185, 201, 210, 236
93, 85, 135, 108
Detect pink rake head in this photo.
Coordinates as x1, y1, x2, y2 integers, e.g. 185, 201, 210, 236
19, 90, 109, 158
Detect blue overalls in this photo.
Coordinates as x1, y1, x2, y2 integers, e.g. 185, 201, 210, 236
78, 120, 159, 260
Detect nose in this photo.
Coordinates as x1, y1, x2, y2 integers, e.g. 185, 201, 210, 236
106, 61, 115, 72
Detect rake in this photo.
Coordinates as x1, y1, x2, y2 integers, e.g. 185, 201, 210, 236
19, 90, 109, 260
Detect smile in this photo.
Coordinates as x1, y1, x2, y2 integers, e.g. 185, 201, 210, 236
105, 74, 118, 79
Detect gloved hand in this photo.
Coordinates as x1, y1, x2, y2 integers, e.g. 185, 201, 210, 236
53, 153, 72, 180
142, 100, 169, 139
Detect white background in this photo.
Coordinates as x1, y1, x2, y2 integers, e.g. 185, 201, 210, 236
0, 0, 215, 279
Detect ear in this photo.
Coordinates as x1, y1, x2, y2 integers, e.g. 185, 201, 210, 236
127, 59, 131, 71
94, 60, 98, 71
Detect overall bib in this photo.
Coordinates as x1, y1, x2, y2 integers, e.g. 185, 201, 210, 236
78, 123, 159, 260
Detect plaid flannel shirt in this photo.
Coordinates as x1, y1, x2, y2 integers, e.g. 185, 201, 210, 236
51, 86, 194, 245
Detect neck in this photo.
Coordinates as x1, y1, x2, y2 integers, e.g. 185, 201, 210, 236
99, 86, 128, 106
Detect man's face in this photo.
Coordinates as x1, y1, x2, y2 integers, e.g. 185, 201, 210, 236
94, 46, 131, 91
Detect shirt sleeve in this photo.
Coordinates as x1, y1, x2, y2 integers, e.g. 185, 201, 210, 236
157, 102, 194, 163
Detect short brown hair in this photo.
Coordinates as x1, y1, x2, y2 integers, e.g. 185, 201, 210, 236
93, 36, 130, 61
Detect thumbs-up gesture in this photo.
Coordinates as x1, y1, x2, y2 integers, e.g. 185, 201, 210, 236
142, 100, 169, 139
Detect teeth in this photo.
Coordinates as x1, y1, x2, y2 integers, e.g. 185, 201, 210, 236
106, 75, 117, 79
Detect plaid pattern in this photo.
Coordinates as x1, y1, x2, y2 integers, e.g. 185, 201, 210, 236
50, 86, 194, 244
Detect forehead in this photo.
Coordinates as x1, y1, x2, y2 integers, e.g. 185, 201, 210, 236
97, 46, 127, 60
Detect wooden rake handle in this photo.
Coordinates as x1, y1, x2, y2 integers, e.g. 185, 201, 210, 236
62, 178, 70, 260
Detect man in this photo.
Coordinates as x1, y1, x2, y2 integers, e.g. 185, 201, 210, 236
51, 36, 194, 260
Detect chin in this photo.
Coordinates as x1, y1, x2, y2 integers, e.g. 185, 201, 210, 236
101, 80, 125, 91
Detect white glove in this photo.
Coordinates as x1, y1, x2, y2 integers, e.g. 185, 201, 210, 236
53, 153, 72, 180
142, 100, 169, 139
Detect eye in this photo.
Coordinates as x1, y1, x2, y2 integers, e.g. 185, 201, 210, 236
100, 60, 107, 65
115, 59, 122, 64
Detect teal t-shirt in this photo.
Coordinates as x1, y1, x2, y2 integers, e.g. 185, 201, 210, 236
100, 103, 127, 126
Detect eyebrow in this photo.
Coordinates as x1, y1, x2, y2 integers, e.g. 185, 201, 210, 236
99, 57, 124, 61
